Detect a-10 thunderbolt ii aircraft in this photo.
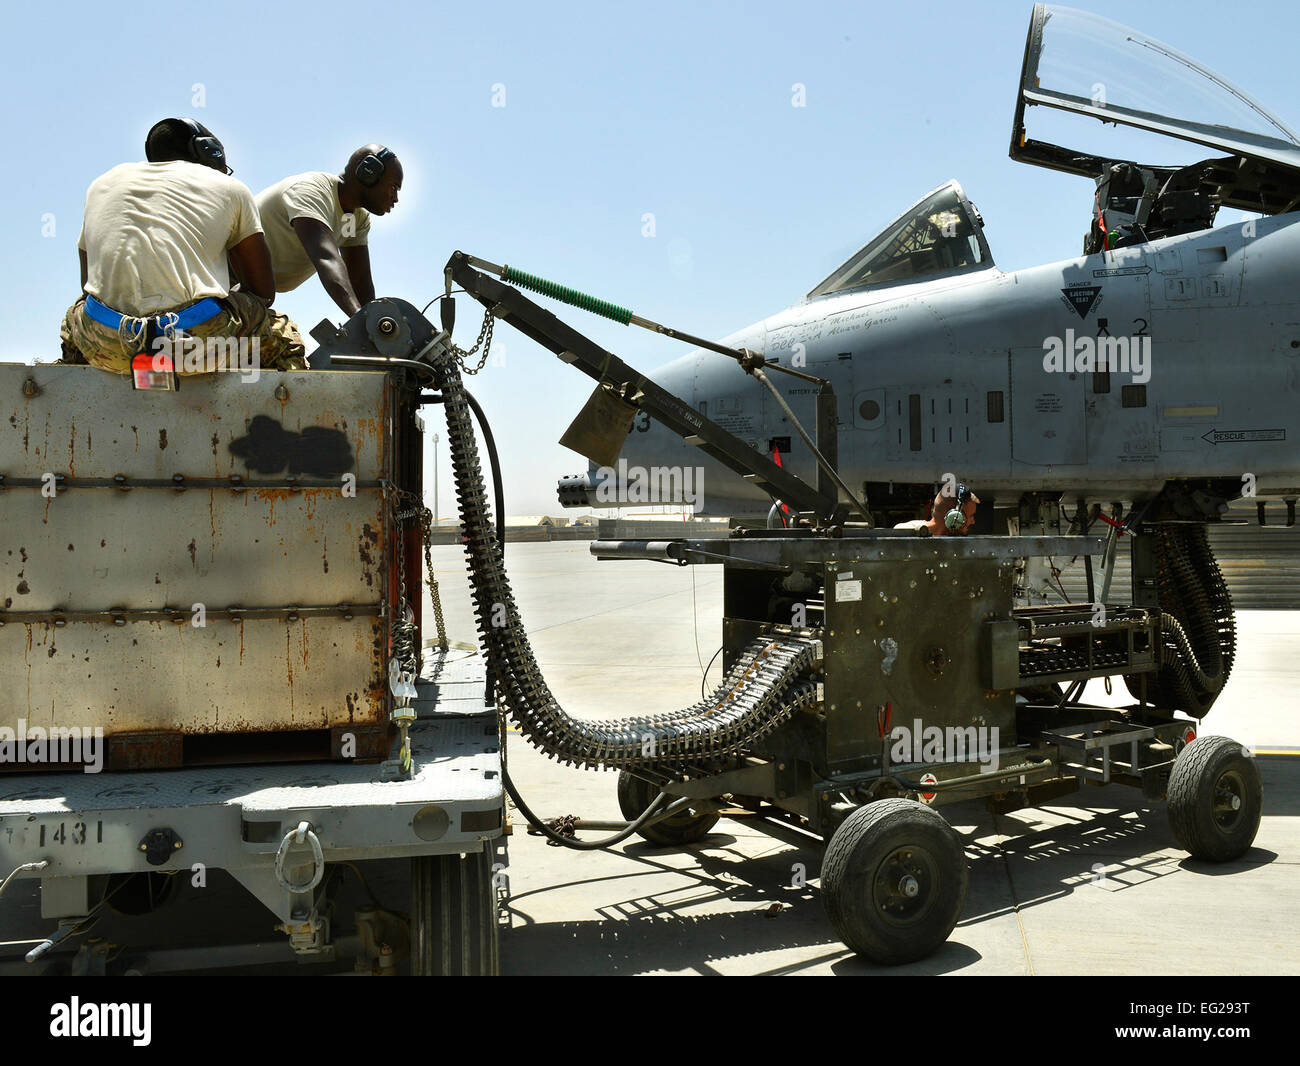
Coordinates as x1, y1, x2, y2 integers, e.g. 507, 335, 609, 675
557, 4, 1300, 720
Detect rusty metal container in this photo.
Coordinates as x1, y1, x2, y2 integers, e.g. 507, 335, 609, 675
0, 364, 414, 770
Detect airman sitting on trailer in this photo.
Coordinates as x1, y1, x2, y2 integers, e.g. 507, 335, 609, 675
59, 117, 307, 380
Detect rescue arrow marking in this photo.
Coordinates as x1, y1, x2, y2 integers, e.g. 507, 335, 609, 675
1200, 428, 1286, 445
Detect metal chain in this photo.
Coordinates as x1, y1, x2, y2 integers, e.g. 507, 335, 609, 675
384, 482, 428, 776
419, 505, 449, 651
539, 815, 578, 845
389, 483, 449, 652
449, 307, 495, 375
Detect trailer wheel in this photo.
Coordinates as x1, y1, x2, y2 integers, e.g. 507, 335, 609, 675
617, 771, 719, 846
1167, 735, 1262, 861
410, 847, 500, 976
822, 798, 968, 965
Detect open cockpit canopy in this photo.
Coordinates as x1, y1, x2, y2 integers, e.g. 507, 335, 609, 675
1011, 4, 1300, 217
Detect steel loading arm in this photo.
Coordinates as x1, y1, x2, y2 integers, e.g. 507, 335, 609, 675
444, 251, 848, 525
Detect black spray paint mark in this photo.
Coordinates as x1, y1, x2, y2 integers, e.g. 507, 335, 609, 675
228, 416, 355, 477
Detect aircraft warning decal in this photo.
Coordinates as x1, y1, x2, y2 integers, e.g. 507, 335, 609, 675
1060, 285, 1103, 318
1201, 428, 1286, 445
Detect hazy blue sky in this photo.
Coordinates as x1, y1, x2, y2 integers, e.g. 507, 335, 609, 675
3, 0, 1295, 514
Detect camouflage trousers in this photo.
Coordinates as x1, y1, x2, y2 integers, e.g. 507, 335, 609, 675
59, 291, 307, 375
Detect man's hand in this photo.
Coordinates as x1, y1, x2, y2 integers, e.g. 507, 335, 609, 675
292, 217, 363, 316
229, 233, 277, 303
341, 245, 375, 307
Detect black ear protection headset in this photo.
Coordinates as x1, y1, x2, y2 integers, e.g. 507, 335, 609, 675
355, 146, 395, 187
146, 118, 232, 175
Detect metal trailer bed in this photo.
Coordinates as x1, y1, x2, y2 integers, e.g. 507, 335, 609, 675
0, 646, 503, 976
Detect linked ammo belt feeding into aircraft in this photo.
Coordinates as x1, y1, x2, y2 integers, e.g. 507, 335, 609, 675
435, 349, 825, 769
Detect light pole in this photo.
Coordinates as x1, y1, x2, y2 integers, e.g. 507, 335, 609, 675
432, 432, 439, 528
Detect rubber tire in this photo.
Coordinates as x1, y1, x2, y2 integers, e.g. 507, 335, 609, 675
410, 847, 500, 976
1167, 735, 1262, 861
822, 798, 968, 965
617, 771, 719, 846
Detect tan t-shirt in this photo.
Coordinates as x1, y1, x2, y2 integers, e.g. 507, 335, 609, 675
255, 172, 371, 293
77, 161, 261, 316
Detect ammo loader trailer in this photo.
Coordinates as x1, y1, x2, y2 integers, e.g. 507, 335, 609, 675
0, 249, 1262, 971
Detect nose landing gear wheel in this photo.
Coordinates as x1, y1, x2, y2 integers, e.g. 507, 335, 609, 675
617, 771, 719, 846
1167, 735, 1262, 861
822, 798, 968, 965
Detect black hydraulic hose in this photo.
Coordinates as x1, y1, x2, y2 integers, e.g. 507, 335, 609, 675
461, 388, 506, 554
503, 768, 673, 850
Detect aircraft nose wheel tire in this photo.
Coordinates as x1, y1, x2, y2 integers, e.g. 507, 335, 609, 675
617, 771, 720, 846
822, 798, 968, 965
1166, 735, 1262, 861
410, 847, 500, 975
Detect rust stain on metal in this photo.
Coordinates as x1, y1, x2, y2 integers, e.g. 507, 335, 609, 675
211, 432, 219, 456
159, 428, 169, 451
285, 627, 295, 715
251, 488, 282, 528
16, 580, 29, 595
187, 539, 197, 567
105, 732, 184, 771
358, 522, 379, 587
131, 425, 138, 451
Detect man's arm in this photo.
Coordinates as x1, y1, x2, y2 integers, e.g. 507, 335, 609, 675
291, 217, 362, 316
341, 245, 375, 306
228, 233, 277, 303
79, 248, 88, 291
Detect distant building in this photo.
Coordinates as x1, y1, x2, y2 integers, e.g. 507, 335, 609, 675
507, 515, 568, 528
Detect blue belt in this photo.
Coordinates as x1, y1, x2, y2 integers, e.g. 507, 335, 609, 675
84, 294, 224, 333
